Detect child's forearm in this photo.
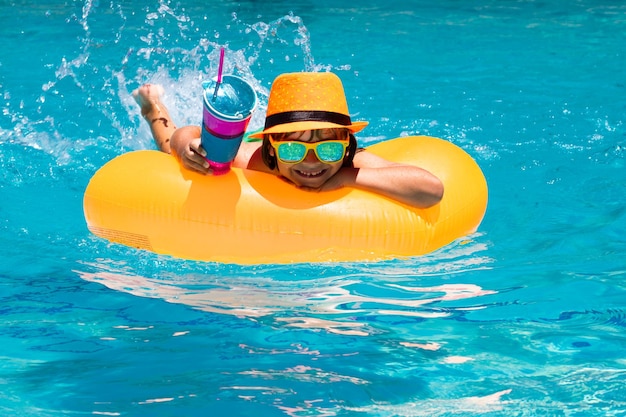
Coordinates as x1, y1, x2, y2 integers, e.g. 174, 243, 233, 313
349, 166, 444, 208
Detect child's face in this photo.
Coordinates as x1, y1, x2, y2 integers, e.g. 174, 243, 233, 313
270, 129, 348, 189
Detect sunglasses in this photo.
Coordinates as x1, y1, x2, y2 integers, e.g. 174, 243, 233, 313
269, 134, 349, 164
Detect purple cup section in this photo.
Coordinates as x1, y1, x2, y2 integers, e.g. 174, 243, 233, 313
200, 75, 256, 174
202, 108, 251, 139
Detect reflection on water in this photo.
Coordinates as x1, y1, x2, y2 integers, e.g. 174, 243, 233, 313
346, 389, 513, 416
76, 237, 494, 336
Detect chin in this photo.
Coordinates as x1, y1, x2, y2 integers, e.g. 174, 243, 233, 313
291, 177, 326, 189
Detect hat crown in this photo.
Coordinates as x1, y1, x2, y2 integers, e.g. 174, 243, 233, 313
266, 72, 350, 117
247, 72, 368, 139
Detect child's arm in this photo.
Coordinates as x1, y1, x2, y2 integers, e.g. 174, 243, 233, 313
170, 127, 265, 175
320, 150, 444, 208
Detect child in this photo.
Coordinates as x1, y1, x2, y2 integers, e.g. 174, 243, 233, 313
133, 72, 443, 208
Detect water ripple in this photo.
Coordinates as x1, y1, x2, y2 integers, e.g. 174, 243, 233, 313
76, 239, 495, 336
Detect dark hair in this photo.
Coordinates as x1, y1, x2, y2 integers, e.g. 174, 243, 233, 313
261, 132, 358, 170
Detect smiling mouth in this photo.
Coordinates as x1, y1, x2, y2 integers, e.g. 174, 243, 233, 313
295, 168, 326, 178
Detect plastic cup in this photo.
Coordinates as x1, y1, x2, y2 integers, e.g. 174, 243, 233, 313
201, 75, 257, 175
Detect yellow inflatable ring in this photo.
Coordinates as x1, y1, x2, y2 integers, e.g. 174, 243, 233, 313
83, 136, 488, 264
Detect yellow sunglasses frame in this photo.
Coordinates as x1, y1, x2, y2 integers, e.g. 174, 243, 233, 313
268, 137, 349, 164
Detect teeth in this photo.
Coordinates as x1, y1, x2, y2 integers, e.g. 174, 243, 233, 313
297, 169, 323, 177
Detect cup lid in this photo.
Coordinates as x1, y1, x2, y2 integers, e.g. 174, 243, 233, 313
203, 75, 257, 120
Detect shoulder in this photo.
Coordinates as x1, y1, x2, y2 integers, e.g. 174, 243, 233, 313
352, 148, 398, 168
233, 141, 273, 173
172, 125, 201, 141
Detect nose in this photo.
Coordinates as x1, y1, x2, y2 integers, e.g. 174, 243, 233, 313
303, 148, 319, 162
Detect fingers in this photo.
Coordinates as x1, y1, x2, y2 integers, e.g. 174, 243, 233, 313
188, 139, 207, 158
182, 147, 210, 173
174, 136, 209, 173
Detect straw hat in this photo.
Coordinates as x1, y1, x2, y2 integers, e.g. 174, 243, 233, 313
248, 72, 368, 139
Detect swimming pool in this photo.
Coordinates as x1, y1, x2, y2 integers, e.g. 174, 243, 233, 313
1, 0, 625, 415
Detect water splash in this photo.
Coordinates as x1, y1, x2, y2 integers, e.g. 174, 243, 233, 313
1, 2, 336, 174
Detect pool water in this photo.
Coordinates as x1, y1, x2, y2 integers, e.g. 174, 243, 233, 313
1, 0, 625, 415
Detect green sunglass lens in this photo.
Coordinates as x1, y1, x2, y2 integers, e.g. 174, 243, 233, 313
278, 143, 306, 162
316, 142, 344, 162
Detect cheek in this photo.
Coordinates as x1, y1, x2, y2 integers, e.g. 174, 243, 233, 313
327, 163, 343, 176
275, 161, 291, 177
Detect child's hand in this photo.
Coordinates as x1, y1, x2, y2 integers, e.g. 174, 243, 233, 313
170, 128, 212, 174
179, 138, 211, 174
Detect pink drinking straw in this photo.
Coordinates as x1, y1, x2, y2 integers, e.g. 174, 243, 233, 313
212, 47, 225, 101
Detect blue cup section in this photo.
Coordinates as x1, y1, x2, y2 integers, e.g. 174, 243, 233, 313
201, 127, 243, 164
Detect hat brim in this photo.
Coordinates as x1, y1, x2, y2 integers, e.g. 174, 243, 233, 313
247, 120, 368, 139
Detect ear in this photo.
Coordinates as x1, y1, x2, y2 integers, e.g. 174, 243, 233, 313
342, 133, 358, 167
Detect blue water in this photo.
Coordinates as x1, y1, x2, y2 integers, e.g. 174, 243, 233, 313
2, 1, 625, 415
